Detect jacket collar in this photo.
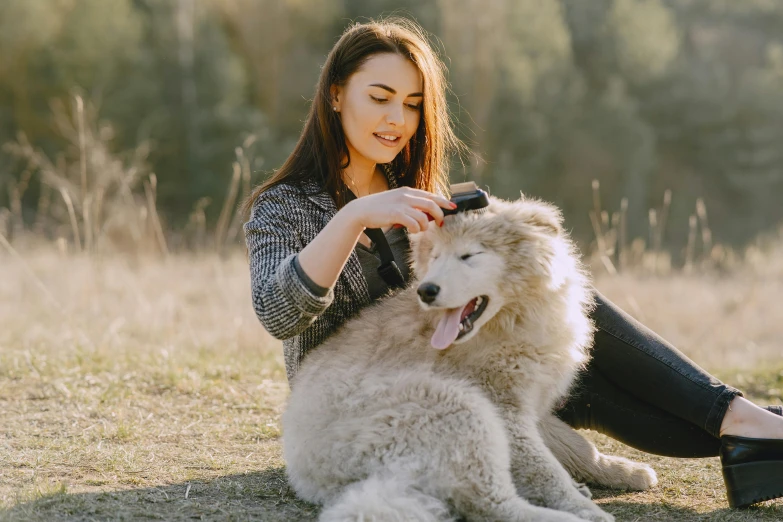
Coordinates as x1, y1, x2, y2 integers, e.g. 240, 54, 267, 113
304, 163, 399, 213
302, 182, 336, 214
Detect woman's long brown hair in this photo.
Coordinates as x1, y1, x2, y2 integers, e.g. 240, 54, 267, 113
241, 17, 464, 216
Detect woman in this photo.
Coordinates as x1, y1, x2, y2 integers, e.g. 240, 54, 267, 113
243, 18, 783, 509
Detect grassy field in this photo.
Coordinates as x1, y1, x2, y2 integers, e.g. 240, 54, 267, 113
1, 246, 782, 521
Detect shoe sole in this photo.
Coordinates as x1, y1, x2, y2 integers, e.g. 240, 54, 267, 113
723, 460, 783, 508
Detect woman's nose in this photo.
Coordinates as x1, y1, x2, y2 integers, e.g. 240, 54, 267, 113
386, 104, 405, 126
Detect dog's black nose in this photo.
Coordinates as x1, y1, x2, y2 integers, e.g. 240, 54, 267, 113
417, 283, 440, 304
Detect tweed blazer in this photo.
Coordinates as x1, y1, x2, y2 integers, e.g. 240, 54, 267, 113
243, 167, 404, 385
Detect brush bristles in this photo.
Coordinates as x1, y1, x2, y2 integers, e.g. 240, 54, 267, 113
450, 181, 479, 195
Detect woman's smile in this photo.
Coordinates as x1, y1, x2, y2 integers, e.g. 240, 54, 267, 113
373, 132, 401, 147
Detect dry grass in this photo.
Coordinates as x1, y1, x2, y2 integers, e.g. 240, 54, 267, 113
0, 245, 782, 521
0, 248, 296, 520
595, 272, 783, 371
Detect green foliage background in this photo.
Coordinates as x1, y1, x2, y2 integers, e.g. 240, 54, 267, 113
2, 0, 783, 254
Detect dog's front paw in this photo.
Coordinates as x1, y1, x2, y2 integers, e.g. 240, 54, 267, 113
530, 506, 591, 522
572, 505, 614, 522
562, 496, 614, 522
572, 479, 592, 499
591, 455, 658, 491
625, 462, 657, 491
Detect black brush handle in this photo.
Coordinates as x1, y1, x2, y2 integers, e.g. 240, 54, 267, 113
443, 188, 489, 216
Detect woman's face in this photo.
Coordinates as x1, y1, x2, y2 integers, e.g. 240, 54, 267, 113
332, 53, 423, 167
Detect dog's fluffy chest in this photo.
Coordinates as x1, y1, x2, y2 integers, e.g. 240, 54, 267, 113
439, 341, 583, 411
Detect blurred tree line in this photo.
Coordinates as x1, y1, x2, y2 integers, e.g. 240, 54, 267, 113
1, 0, 782, 256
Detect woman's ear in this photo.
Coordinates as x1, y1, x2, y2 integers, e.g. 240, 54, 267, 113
330, 84, 342, 112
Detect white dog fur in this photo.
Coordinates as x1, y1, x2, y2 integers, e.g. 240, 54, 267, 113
282, 195, 657, 522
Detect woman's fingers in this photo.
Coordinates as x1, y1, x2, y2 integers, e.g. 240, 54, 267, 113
397, 208, 432, 233
422, 198, 447, 225
401, 188, 453, 210
394, 212, 425, 233
411, 209, 431, 231
356, 188, 454, 230
403, 194, 447, 226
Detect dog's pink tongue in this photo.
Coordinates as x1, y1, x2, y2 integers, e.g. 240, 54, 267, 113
431, 308, 463, 350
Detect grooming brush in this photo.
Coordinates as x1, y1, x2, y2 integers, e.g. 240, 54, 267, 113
443, 181, 490, 215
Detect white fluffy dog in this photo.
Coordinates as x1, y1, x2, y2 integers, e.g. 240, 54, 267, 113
282, 195, 657, 522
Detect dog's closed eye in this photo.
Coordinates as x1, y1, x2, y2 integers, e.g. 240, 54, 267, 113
460, 252, 484, 260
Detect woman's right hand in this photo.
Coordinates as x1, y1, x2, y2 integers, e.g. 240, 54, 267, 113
344, 187, 456, 233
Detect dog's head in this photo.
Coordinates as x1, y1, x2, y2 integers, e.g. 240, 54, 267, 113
409, 195, 584, 350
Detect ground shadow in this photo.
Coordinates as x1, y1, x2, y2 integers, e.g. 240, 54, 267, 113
0, 467, 318, 522
3, 471, 782, 521
590, 486, 783, 521
596, 499, 783, 522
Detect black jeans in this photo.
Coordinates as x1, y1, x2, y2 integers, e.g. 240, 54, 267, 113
555, 290, 743, 458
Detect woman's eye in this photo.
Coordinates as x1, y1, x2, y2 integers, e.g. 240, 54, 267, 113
370, 95, 419, 110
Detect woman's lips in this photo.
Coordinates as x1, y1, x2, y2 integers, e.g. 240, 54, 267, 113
374, 134, 400, 148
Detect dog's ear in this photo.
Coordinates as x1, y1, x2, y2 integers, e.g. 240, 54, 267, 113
519, 197, 563, 235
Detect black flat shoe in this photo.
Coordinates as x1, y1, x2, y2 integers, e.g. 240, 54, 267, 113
720, 435, 783, 508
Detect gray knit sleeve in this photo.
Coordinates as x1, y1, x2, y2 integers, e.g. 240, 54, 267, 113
292, 255, 330, 297
243, 187, 334, 340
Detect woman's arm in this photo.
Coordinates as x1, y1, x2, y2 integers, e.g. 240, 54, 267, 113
295, 203, 365, 291
244, 186, 353, 340
244, 185, 454, 340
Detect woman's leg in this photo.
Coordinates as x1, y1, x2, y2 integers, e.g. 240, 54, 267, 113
557, 290, 782, 457
719, 395, 783, 438
556, 363, 723, 457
